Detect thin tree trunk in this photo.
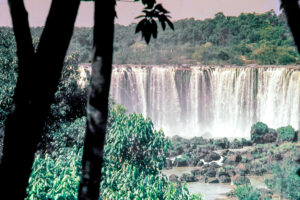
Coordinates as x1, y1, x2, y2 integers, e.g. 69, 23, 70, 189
0, 0, 80, 198
78, 0, 116, 199
280, 0, 300, 53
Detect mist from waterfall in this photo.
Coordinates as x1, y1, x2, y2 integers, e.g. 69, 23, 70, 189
109, 65, 300, 138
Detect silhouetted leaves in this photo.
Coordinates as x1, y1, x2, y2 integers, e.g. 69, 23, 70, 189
135, 3, 174, 44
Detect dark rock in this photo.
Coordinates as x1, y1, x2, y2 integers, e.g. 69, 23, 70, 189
208, 178, 219, 183
206, 168, 217, 177
221, 149, 230, 156
204, 152, 221, 162
262, 132, 277, 143
197, 152, 207, 159
203, 164, 210, 168
219, 175, 231, 183
196, 160, 204, 167
180, 173, 196, 182
191, 169, 202, 177
200, 168, 208, 175
188, 157, 200, 167
169, 174, 179, 183
210, 162, 220, 168
273, 153, 283, 161
174, 159, 188, 167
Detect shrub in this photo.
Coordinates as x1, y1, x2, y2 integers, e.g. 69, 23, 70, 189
277, 125, 296, 141
265, 160, 300, 199
233, 185, 261, 200
250, 122, 268, 143
27, 147, 82, 200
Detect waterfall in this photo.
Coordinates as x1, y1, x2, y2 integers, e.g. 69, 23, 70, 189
109, 65, 300, 138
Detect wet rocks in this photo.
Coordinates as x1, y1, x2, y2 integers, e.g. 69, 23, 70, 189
180, 173, 196, 182
204, 152, 221, 162
169, 174, 179, 183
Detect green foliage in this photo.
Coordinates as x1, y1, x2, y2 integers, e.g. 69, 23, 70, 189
27, 102, 201, 199
265, 160, 300, 199
27, 147, 82, 200
0, 28, 17, 126
232, 185, 261, 200
277, 125, 296, 141
101, 105, 199, 199
251, 122, 268, 142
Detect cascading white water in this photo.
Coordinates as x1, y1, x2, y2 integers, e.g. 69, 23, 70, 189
109, 65, 300, 138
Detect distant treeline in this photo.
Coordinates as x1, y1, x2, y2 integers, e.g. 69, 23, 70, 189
3, 10, 300, 65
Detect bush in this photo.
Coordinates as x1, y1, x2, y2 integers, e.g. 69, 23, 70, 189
233, 185, 261, 200
27, 147, 82, 200
102, 108, 199, 199
27, 103, 203, 200
277, 125, 296, 142
250, 122, 268, 143
265, 160, 300, 199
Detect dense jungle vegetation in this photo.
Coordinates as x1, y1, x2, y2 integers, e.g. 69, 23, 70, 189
71, 10, 298, 65
2, 10, 298, 66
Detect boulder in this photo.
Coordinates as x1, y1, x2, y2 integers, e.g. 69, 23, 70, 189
174, 159, 188, 167
219, 175, 231, 183
180, 173, 196, 182
262, 132, 277, 143
273, 153, 283, 161
204, 152, 221, 162
206, 168, 217, 177
208, 178, 219, 184
210, 162, 220, 168
191, 169, 202, 177
169, 174, 179, 183
221, 149, 230, 156
196, 160, 204, 167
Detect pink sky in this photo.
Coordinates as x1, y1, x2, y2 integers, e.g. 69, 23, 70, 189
0, 0, 281, 27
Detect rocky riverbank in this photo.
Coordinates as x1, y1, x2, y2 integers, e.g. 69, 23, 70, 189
164, 122, 300, 199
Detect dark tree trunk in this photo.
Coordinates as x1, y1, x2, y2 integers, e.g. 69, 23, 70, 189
280, 0, 300, 53
0, 0, 80, 198
78, 0, 116, 199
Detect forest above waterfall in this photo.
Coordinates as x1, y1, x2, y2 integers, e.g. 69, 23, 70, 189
1, 10, 298, 66
65, 10, 298, 65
